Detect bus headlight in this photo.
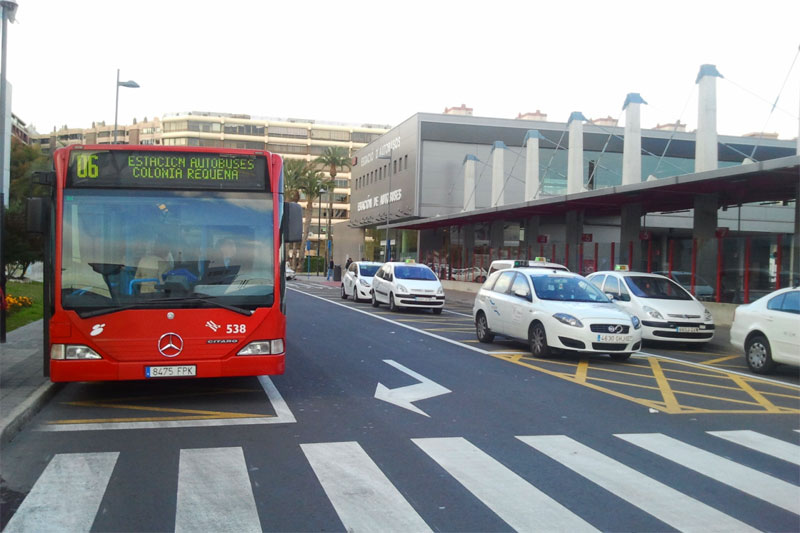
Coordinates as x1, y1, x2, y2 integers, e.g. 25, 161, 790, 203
51, 344, 102, 360
237, 339, 285, 356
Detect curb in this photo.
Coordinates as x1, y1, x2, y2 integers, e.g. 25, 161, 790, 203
0, 381, 63, 444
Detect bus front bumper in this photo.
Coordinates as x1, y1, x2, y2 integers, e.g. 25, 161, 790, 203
50, 354, 285, 382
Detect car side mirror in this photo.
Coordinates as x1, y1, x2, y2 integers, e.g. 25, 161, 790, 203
605, 292, 618, 301
620, 294, 631, 302
514, 289, 532, 302
283, 202, 303, 243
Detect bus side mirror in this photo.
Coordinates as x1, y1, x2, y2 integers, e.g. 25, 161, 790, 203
283, 202, 303, 243
26, 197, 46, 234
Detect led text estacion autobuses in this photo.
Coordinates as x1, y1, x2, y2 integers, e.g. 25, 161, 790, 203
127, 155, 255, 180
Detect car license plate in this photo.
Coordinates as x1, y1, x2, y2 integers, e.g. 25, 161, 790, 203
676, 327, 700, 333
146, 365, 196, 378
415, 296, 435, 302
596, 334, 632, 342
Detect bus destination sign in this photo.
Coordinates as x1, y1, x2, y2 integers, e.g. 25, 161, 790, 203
67, 150, 269, 191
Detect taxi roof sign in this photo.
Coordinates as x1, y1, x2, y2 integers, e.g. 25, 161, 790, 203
534, 257, 547, 262
614, 264, 630, 271
404, 258, 416, 263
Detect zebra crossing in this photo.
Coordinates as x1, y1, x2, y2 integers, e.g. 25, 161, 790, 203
5, 430, 798, 532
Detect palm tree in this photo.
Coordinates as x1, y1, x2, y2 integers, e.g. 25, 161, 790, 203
283, 159, 307, 266
295, 165, 328, 271
314, 147, 352, 264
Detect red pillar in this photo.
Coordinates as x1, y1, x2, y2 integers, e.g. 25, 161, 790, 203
776, 234, 782, 290
744, 236, 751, 304
691, 238, 697, 298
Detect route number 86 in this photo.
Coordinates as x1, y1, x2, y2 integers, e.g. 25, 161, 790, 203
76, 154, 99, 178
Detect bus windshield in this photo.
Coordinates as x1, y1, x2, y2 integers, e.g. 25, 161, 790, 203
60, 189, 274, 316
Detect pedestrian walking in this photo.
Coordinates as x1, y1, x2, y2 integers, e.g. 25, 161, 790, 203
327, 258, 334, 280
345, 257, 352, 270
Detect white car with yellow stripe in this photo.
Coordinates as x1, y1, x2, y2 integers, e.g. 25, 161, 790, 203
473, 268, 642, 361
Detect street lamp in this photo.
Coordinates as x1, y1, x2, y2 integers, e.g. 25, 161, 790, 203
378, 150, 393, 261
317, 187, 324, 275
114, 69, 139, 144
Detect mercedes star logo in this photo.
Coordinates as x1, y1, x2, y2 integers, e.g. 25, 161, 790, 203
158, 332, 184, 358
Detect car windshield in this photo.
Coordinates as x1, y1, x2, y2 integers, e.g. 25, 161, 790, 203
530, 275, 610, 302
60, 189, 275, 316
359, 264, 380, 277
395, 265, 437, 280
624, 276, 693, 300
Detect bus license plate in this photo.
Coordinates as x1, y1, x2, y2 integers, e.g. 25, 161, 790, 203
596, 334, 632, 343
146, 365, 197, 378
676, 327, 700, 333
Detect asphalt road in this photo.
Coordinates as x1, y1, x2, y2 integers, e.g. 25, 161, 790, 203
1, 285, 798, 532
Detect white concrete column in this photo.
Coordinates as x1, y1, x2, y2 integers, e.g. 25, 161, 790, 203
622, 93, 647, 186
491, 141, 507, 207
524, 130, 542, 200
567, 112, 587, 195
695, 64, 723, 172
462, 154, 478, 212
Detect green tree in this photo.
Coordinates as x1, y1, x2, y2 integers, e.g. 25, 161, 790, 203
4, 138, 47, 278
285, 160, 328, 270
314, 147, 351, 262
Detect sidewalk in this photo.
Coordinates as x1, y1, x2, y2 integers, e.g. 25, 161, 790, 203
0, 319, 60, 444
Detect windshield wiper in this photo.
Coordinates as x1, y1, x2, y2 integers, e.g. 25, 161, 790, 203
77, 296, 254, 318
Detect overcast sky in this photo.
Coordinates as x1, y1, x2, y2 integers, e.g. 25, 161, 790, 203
8, 0, 800, 140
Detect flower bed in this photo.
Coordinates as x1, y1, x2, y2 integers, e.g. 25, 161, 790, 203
5, 294, 34, 313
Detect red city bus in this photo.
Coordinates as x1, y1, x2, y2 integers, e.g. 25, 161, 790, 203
28, 145, 302, 382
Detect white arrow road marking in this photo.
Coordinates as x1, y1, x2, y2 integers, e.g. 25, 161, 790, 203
375, 359, 451, 417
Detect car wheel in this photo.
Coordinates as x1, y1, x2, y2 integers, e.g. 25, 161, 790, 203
609, 352, 632, 362
745, 334, 775, 374
529, 322, 552, 358
432, 307, 443, 315
371, 291, 379, 307
341, 284, 347, 299
389, 293, 399, 312
475, 312, 494, 343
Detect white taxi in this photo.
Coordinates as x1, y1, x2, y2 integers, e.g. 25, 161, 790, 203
730, 286, 800, 374
473, 268, 642, 361
371, 261, 445, 314
341, 261, 383, 302
487, 257, 569, 276
586, 268, 715, 344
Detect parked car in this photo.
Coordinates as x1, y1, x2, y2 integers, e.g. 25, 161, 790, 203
449, 266, 488, 283
730, 286, 800, 374
653, 271, 714, 301
371, 261, 445, 314
487, 258, 569, 277
285, 266, 296, 280
587, 269, 714, 345
474, 268, 642, 361
341, 261, 383, 302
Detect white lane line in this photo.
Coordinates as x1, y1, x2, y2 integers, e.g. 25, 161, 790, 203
413, 437, 597, 532
176, 447, 261, 533
5, 452, 119, 533
39, 376, 295, 432
519, 435, 757, 533
301, 441, 431, 533
617, 433, 800, 515
709, 430, 800, 465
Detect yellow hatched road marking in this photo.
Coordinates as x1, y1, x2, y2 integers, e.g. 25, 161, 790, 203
729, 374, 783, 413
574, 360, 590, 384
702, 355, 741, 365
648, 358, 681, 412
